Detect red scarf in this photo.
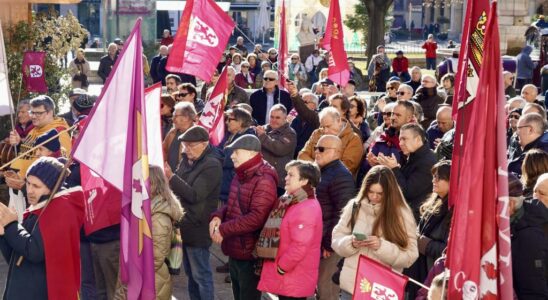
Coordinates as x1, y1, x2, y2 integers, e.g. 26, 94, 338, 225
235, 153, 263, 180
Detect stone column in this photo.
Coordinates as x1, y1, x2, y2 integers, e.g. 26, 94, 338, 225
448, 2, 464, 41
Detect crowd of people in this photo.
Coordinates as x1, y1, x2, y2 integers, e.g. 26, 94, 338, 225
0, 30, 547, 300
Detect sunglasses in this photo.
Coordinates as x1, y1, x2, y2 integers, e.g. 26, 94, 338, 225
264, 77, 276, 81
509, 114, 520, 120
314, 146, 335, 153
387, 87, 396, 90
241, 65, 250, 68
177, 92, 189, 97
227, 117, 237, 122
397, 91, 406, 96
382, 112, 393, 116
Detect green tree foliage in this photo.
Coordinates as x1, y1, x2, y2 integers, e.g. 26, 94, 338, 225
343, 2, 369, 47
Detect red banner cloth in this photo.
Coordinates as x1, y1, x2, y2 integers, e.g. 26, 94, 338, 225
22, 51, 47, 93
353, 255, 408, 300
198, 66, 227, 146
321, 0, 350, 86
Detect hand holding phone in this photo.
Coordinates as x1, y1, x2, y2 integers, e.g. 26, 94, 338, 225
353, 232, 367, 241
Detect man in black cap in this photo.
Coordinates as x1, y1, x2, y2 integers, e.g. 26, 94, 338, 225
165, 125, 223, 300
210, 134, 278, 300
60, 88, 86, 126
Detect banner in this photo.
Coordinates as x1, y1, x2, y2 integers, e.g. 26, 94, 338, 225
278, 0, 288, 88
199, 66, 227, 146
22, 51, 47, 93
321, 0, 350, 86
0, 21, 14, 116
353, 255, 408, 300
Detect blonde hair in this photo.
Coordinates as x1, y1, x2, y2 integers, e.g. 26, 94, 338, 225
149, 165, 184, 222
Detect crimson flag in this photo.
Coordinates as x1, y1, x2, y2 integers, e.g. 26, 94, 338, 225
277, 0, 288, 89
446, 2, 512, 299
198, 66, 227, 146
353, 255, 408, 300
321, 0, 350, 86
22, 51, 47, 93
166, 0, 235, 82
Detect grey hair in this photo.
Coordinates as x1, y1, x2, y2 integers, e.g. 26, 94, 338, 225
319, 107, 341, 122
398, 84, 413, 95
269, 104, 287, 115
301, 92, 319, 107
174, 102, 197, 120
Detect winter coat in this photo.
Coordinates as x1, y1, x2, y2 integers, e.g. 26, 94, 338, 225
422, 41, 438, 59
392, 144, 437, 221
250, 87, 293, 125
211, 157, 278, 260
170, 145, 222, 247
412, 86, 445, 129
332, 198, 419, 295
508, 132, 548, 176
516, 45, 535, 80
257, 197, 323, 298
298, 120, 363, 176
392, 57, 409, 73
289, 94, 320, 156
426, 122, 445, 150
511, 199, 548, 300
68, 58, 90, 88
151, 195, 183, 300
150, 54, 164, 83
227, 84, 250, 108
258, 123, 297, 188
97, 54, 116, 83
235, 72, 256, 89
316, 160, 356, 252
162, 128, 184, 172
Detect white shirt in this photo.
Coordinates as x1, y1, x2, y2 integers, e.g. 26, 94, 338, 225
265, 91, 275, 123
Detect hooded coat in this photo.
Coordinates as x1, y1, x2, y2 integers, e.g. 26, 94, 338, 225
516, 45, 535, 80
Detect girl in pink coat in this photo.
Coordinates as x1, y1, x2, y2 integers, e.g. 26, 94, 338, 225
257, 160, 323, 299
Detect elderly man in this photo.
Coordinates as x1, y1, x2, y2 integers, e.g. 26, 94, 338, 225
150, 45, 168, 83
97, 43, 118, 83
378, 123, 436, 221
298, 107, 363, 176
249, 70, 292, 125
165, 126, 223, 300
412, 74, 444, 129
288, 81, 320, 155
13, 99, 34, 140
210, 135, 278, 300
521, 84, 545, 107
508, 113, 548, 175
220, 66, 249, 108
163, 102, 197, 171
397, 84, 414, 101
257, 104, 297, 194
59, 89, 86, 126
233, 36, 248, 55
504, 71, 517, 98
426, 106, 454, 149
313, 135, 356, 300
404, 66, 422, 93
0, 157, 84, 299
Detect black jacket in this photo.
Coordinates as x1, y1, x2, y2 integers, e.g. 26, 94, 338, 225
316, 160, 356, 252
157, 56, 197, 86
412, 87, 445, 129
150, 54, 164, 83
508, 132, 548, 176
97, 54, 116, 83
170, 145, 223, 247
250, 87, 292, 125
393, 144, 437, 221
290, 94, 320, 156
511, 200, 548, 299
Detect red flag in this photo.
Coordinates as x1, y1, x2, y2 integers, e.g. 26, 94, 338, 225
321, 0, 350, 86
449, 0, 489, 207
198, 66, 227, 146
22, 51, 47, 93
166, 0, 235, 82
446, 2, 512, 299
353, 255, 408, 300
277, 0, 288, 89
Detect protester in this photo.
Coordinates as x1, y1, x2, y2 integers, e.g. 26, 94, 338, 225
508, 113, 548, 175
397, 84, 414, 101
374, 80, 401, 117
247, 53, 261, 76
392, 50, 410, 82
160, 94, 175, 139
210, 134, 278, 300
504, 71, 517, 98
305, 49, 322, 84
342, 80, 357, 98
405, 160, 452, 299
367, 45, 391, 92
507, 108, 522, 146
427, 272, 449, 300
68, 48, 90, 89
521, 149, 548, 198
348, 61, 365, 91
257, 104, 297, 194
438, 73, 454, 105
233, 36, 248, 55
165, 126, 222, 300
0, 157, 85, 299
348, 96, 371, 144
165, 74, 182, 94
405, 66, 423, 93
422, 34, 438, 70
288, 86, 320, 156
225, 66, 250, 108
97, 43, 118, 83
59, 89, 86, 127
231, 53, 243, 73
521, 84, 545, 107
331, 165, 418, 300
413, 75, 445, 129
426, 106, 454, 149
534, 173, 548, 207
313, 135, 356, 299
364, 102, 396, 151
257, 160, 323, 300
249, 70, 292, 125
254, 61, 271, 89
160, 29, 174, 46
150, 45, 169, 83
13, 100, 34, 139
311, 68, 329, 95
162, 102, 197, 171
176, 83, 205, 114
288, 53, 307, 89
516, 45, 536, 91
235, 60, 256, 89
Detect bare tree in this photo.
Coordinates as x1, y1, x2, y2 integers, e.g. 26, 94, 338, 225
362, 0, 394, 65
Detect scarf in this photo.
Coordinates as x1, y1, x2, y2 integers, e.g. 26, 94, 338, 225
378, 127, 401, 150
235, 152, 263, 180
255, 186, 314, 259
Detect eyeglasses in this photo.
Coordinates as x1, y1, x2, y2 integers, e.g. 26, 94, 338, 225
264, 77, 277, 81
509, 114, 520, 120
314, 146, 336, 153
387, 87, 396, 90
291, 58, 299, 60
172, 114, 185, 119
29, 110, 48, 116
382, 112, 393, 116
397, 92, 406, 96
517, 125, 532, 130
227, 117, 237, 122
177, 92, 189, 97
241, 65, 250, 69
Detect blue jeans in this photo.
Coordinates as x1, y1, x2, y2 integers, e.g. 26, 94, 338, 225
340, 290, 352, 300
80, 240, 97, 300
183, 245, 214, 300
426, 58, 437, 70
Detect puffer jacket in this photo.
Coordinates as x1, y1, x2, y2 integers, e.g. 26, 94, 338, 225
151, 196, 184, 300
412, 87, 445, 129
257, 197, 323, 298
332, 198, 419, 295
316, 160, 356, 252
258, 123, 297, 188
298, 120, 363, 175
211, 156, 279, 260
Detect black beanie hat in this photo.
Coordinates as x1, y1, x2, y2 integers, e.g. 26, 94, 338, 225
26, 157, 66, 191
35, 129, 61, 153
73, 94, 96, 114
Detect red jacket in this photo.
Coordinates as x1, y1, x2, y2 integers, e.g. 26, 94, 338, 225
422, 41, 438, 59
234, 72, 256, 89
392, 57, 409, 73
212, 155, 278, 260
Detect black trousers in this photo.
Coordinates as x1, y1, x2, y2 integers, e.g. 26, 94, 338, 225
228, 258, 261, 300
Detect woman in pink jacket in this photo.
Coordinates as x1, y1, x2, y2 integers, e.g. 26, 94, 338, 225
257, 160, 323, 300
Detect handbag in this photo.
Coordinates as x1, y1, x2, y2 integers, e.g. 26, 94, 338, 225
165, 227, 183, 275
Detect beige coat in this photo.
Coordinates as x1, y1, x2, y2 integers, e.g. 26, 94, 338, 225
331, 198, 418, 294
298, 119, 363, 175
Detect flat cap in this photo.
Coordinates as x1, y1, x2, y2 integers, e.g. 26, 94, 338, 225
226, 134, 261, 152
179, 125, 209, 142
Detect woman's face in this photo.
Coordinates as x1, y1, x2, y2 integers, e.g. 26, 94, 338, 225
226, 114, 243, 133
248, 56, 256, 65
382, 108, 393, 126
77, 51, 85, 60
508, 112, 520, 130
432, 173, 449, 198
349, 100, 358, 118
367, 183, 384, 204
284, 166, 307, 195
386, 85, 397, 97
443, 79, 452, 90
233, 56, 241, 64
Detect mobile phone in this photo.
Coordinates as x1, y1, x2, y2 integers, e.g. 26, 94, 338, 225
353, 232, 367, 241
3, 170, 16, 178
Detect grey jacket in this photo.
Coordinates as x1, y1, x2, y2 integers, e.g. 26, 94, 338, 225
258, 123, 297, 188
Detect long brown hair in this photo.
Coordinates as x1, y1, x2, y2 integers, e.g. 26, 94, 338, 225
355, 165, 411, 248
522, 149, 548, 190
149, 165, 184, 222
420, 160, 451, 217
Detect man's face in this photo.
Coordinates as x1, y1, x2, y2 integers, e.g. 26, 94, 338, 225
182, 141, 207, 161
397, 88, 412, 101
269, 110, 286, 129
391, 104, 412, 130
516, 118, 535, 147
26, 175, 51, 206
320, 115, 341, 135
330, 99, 346, 117
399, 129, 423, 156
411, 69, 421, 81
377, 47, 385, 55
30, 105, 53, 128
343, 84, 355, 97
166, 78, 178, 93
321, 83, 330, 95
163, 30, 170, 38
227, 69, 235, 85
521, 87, 538, 103
504, 74, 514, 86
534, 180, 548, 207
314, 138, 339, 168
231, 149, 255, 168
35, 146, 53, 158
160, 47, 168, 57
108, 45, 117, 56
437, 113, 454, 133
302, 95, 317, 111
263, 74, 278, 90
172, 111, 193, 131
421, 77, 437, 88
17, 104, 31, 124
237, 37, 244, 46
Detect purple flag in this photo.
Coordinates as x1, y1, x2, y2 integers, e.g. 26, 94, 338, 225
72, 19, 155, 299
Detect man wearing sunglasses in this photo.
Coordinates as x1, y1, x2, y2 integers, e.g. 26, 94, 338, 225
249, 70, 292, 125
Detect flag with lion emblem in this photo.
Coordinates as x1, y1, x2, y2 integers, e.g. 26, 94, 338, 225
353, 255, 408, 300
